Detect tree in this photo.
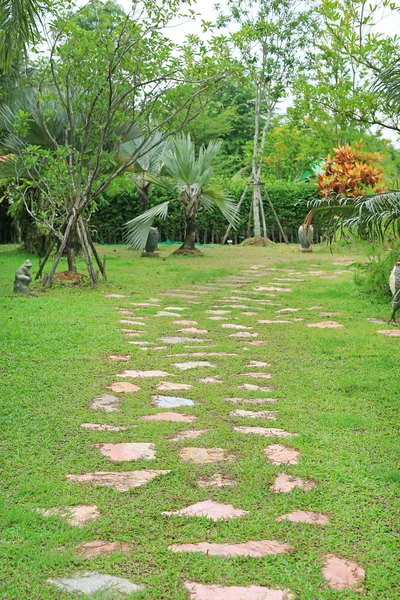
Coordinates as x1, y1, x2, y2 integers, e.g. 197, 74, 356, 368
0, 0, 228, 286
124, 134, 237, 253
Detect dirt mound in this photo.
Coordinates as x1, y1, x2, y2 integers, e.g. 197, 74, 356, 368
240, 236, 271, 246
172, 248, 204, 256
54, 271, 87, 283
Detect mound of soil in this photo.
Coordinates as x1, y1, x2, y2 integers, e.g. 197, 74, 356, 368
172, 248, 204, 256
54, 271, 87, 283
240, 236, 271, 246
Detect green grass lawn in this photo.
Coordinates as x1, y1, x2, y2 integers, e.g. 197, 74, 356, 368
0, 242, 398, 599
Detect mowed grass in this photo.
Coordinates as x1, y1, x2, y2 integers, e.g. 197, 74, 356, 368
0, 242, 399, 599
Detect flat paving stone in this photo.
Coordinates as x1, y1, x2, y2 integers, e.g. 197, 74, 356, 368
229, 332, 259, 338
89, 394, 121, 412
234, 427, 297, 438
276, 308, 299, 314
75, 540, 131, 558
39, 505, 100, 527
129, 340, 152, 345
255, 286, 293, 293
377, 329, 400, 336
170, 352, 237, 357
140, 412, 196, 422
205, 310, 231, 314
160, 337, 205, 344
123, 332, 142, 337
170, 429, 208, 441
227, 397, 279, 405
81, 423, 128, 432
94, 442, 155, 461
258, 320, 292, 324
276, 510, 328, 525
156, 381, 192, 391
117, 370, 170, 378
119, 319, 146, 325
322, 554, 365, 590
160, 292, 196, 299
239, 372, 273, 379
128, 302, 159, 307
107, 354, 131, 361
222, 323, 253, 330
230, 409, 278, 420
104, 294, 126, 298
247, 361, 271, 367
246, 340, 268, 346
116, 309, 134, 315
180, 447, 236, 463
173, 361, 215, 370
173, 320, 198, 325
367, 318, 387, 324
198, 473, 237, 487
47, 572, 143, 595
264, 444, 300, 465
239, 384, 273, 392
66, 470, 170, 491
156, 311, 182, 317
208, 316, 228, 320
242, 311, 258, 316
198, 376, 223, 383
107, 382, 140, 393
178, 328, 209, 334
271, 473, 315, 493
170, 539, 291, 557
307, 305, 323, 310
307, 321, 344, 329
165, 306, 188, 311
163, 499, 247, 521
184, 581, 294, 600
152, 395, 197, 408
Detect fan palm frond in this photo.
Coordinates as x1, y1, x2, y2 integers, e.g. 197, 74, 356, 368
201, 186, 239, 226
374, 61, 400, 115
124, 200, 170, 250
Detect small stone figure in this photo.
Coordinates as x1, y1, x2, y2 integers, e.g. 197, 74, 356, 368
13, 260, 33, 293
141, 227, 159, 257
389, 261, 400, 323
298, 224, 313, 252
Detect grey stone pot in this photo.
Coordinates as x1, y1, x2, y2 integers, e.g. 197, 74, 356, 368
145, 227, 159, 253
298, 224, 313, 250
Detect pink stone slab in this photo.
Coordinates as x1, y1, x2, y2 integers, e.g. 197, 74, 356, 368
367, 318, 387, 324
276, 308, 300, 313
230, 332, 259, 338
180, 447, 235, 463
104, 294, 126, 298
170, 539, 291, 557
184, 582, 294, 600
169, 352, 237, 357
94, 442, 155, 461
40, 505, 100, 526
119, 319, 146, 325
76, 540, 131, 558
173, 361, 215, 371
163, 499, 247, 521
276, 510, 328, 525
198, 376, 223, 383
107, 382, 140, 393
107, 355, 131, 362
377, 329, 400, 336
160, 292, 196, 299
255, 286, 293, 293
140, 412, 196, 422
247, 361, 271, 367
156, 311, 182, 317
264, 445, 300, 465
239, 372, 273, 379
116, 309, 134, 315
227, 398, 278, 405
242, 311, 257, 316
178, 328, 209, 334
234, 427, 296, 438
90, 394, 121, 412
123, 332, 142, 337
198, 473, 236, 487
322, 554, 365, 590
239, 384, 273, 392
246, 340, 268, 346
271, 473, 315, 493
170, 429, 208, 441
81, 423, 128, 432
307, 321, 344, 329
208, 316, 228, 321
206, 310, 231, 314
230, 410, 278, 420
222, 324, 253, 330
173, 320, 198, 325
156, 381, 192, 391
66, 470, 170, 491
258, 320, 292, 324
307, 305, 323, 310
117, 370, 170, 378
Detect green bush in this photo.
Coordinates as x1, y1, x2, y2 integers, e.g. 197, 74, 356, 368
354, 243, 400, 302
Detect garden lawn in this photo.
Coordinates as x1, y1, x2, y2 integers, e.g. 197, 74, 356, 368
0, 242, 398, 599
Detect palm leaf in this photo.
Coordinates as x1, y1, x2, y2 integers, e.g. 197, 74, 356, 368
124, 200, 170, 250
200, 187, 239, 226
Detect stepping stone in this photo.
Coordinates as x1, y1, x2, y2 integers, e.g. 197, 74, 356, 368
273, 278, 305, 282
117, 369, 170, 378
247, 361, 270, 367
104, 294, 126, 298
180, 447, 235, 463
160, 337, 205, 344
276, 308, 299, 313
227, 398, 278, 405
129, 302, 159, 307
160, 292, 196, 299
242, 311, 257, 316
320, 275, 338, 279
173, 361, 215, 370
239, 372, 273, 379
307, 321, 344, 329
307, 305, 323, 310
230, 332, 259, 338
140, 412, 196, 422
322, 554, 365, 590
264, 445, 300, 465
234, 427, 296, 438
116, 309, 134, 315
258, 320, 292, 324
208, 316, 228, 321
107, 382, 140, 393
152, 395, 197, 408
230, 410, 278, 420
367, 318, 387, 324
129, 340, 152, 345
319, 312, 342, 317
119, 319, 146, 325
170, 429, 208, 441
198, 473, 237, 488
184, 582, 293, 600
163, 499, 247, 521
156, 311, 182, 317
81, 423, 128, 432
47, 572, 143, 595
75, 540, 131, 559
107, 354, 130, 361
173, 320, 198, 325
198, 376, 223, 383
170, 539, 291, 557
178, 328, 209, 334
156, 381, 192, 391
276, 510, 328, 525
123, 331, 142, 337
205, 310, 231, 314
94, 442, 155, 461
222, 323, 253, 330
141, 346, 167, 351
270, 473, 314, 493
239, 384, 273, 392
247, 340, 268, 346
170, 352, 237, 357
255, 286, 293, 292
67, 470, 170, 491
89, 394, 121, 412
39, 505, 100, 527
165, 306, 188, 311
377, 329, 400, 336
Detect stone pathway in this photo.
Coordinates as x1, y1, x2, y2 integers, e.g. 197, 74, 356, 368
40, 260, 368, 597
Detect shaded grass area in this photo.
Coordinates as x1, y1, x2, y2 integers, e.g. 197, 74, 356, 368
0, 243, 398, 599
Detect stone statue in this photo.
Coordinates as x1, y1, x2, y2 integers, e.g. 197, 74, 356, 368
389, 261, 400, 323
13, 260, 33, 293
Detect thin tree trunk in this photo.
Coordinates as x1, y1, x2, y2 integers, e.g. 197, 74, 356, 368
86, 228, 107, 280
222, 181, 250, 245
77, 217, 98, 286
259, 195, 268, 247
35, 237, 57, 280
262, 186, 289, 244
45, 213, 76, 287
247, 198, 253, 239
253, 184, 262, 237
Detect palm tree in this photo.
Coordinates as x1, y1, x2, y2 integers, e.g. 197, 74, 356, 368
124, 134, 238, 254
